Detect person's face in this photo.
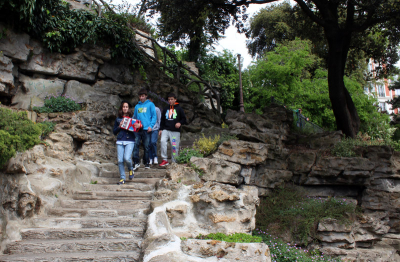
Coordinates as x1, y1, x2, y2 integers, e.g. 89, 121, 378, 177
168, 97, 176, 106
122, 103, 129, 114
139, 94, 147, 103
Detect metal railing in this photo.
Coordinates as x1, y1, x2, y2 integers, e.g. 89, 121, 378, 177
84, 0, 222, 119
270, 97, 324, 133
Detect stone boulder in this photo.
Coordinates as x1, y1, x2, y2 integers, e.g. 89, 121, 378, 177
44, 133, 74, 161
225, 109, 285, 145
181, 239, 270, 262
11, 74, 66, 109
59, 51, 99, 82
99, 62, 135, 84
190, 157, 243, 185
64, 80, 120, 106
166, 163, 200, 184
19, 51, 63, 75
213, 140, 269, 166
253, 166, 293, 189
190, 182, 259, 234
0, 23, 30, 61
0, 55, 14, 91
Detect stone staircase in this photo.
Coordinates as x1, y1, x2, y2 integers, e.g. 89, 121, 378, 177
0, 167, 167, 262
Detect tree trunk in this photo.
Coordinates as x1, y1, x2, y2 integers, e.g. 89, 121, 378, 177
326, 30, 360, 138
188, 24, 204, 62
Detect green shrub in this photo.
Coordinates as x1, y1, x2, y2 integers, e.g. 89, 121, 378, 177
0, 130, 18, 167
196, 232, 262, 243
37, 121, 56, 138
175, 147, 203, 164
253, 229, 341, 262
33, 95, 81, 113
256, 186, 358, 245
331, 137, 358, 157
0, 107, 43, 167
193, 134, 220, 156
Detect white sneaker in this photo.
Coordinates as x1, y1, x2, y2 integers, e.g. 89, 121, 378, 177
154, 157, 158, 164
149, 159, 153, 165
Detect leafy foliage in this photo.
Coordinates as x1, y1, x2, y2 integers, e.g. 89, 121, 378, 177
256, 186, 358, 245
193, 134, 220, 156
37, 121, 56, 138
33, 95, 81, 113
253, 229, 341, 262
196, 232, 262, 243
0, 0, 143, 66
0, 107, 43, 167
175, 147, 204, 164
146, 0, 246, 61
243, 39, 391, 137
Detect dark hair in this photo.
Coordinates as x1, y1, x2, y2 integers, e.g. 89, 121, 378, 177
138, 88, 148, 96
118, 101, 133, 118
167, 93, 176, 99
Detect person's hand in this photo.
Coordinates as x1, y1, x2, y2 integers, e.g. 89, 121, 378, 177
159, 130, 162, 136
175, 122, 181, 128
134, 122, 140, 128
119, 121, 123, 127
147, 127, 152, 133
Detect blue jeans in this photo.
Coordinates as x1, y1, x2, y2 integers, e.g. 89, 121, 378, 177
133, 129, 150, 165
149, 130, 158, 160
117, 143, 134, 180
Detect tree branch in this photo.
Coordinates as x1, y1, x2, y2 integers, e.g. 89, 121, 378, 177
294, 0, 326, 27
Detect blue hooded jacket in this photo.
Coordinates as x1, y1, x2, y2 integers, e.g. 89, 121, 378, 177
133, 99, 156, 130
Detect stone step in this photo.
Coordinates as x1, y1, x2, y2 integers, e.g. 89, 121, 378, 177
21, 227, 144, 240
82, 183, 154, 192
48, 208, 148, 218
31, 217, 147, 229
60, 199, 150, 210
95, 177, 162, 185
72, 191, 152, 200
100, 170, 167, 178
4, 238, 140, 255
0, 251, 140, 262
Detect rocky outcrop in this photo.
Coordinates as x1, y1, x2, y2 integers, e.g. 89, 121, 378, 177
142, 179, 269, 262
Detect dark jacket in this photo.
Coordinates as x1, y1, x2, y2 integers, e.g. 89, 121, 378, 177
113, 118, 136, 142
160, 103, 187, 132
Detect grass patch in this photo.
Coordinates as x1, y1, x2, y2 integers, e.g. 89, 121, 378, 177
256, 186, 358, 245
196, 232, 262, 243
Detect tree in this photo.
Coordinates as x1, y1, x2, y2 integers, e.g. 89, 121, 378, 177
158, 0, 399, 138
244, 39, 390, 136
145, 0, 246, 62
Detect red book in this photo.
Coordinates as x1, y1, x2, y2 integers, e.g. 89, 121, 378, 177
120, 117, 142, 132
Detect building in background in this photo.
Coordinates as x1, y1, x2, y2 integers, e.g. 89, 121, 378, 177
364, 58, 399, 114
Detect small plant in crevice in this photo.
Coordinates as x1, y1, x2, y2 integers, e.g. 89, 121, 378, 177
32, 95, 81, 113
216, 133, 238, 148
189, 163, 204, 177
175, 147, 203, 164
90, 180, 98, 184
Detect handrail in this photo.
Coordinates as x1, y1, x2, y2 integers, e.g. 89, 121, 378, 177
87, 0, 222, 119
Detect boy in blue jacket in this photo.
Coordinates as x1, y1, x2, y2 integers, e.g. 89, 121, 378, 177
133, 89, 157, 169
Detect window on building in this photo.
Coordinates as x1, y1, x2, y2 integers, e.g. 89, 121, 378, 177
395, 89, 400, 96
377, 83, 385, 97
379, 102, 386, 112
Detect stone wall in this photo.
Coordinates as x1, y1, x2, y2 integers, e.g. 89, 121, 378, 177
201, 107, 400, 261
0, 22, 220, 126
